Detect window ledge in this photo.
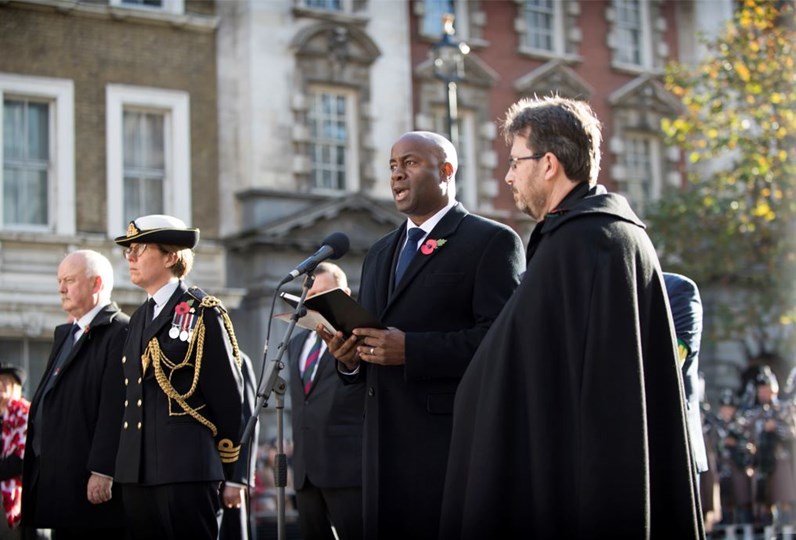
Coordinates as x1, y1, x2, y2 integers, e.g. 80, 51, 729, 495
517, 48, 582, 64
291, 6, 369, 26
610, 61, 663, 77
5, 0, 218, 33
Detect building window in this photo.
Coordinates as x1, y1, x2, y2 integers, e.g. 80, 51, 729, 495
3, 99, 49, 228
420, 0, 470, 40
123, 110, 166, 222
623, 133, 661, 215
613, 0, 649, 67
423, 0, 455, 36
433, 109, 477, 209
308, 88, 359, 191
304, 0, 342, 10
0, 73, 74, 235
522, 0, 556, 52
110, 0, 184, 14
106, 85, 191, 236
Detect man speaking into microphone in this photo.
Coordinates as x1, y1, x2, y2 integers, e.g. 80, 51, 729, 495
320, 131, 525, 540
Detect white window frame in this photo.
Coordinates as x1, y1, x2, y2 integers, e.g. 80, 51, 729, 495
623, 132, 661, 215
106, 84, 191, 237
612, 0, 652, 69
433, 108, 476, 209
307, 85, 360, 193
0, 73, 74, 235
110, 0, 184, 15
521, 0, 565, 55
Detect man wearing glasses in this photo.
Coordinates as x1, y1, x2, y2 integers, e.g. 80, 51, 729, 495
441, 96, 704, 538
113, 214, 244, 540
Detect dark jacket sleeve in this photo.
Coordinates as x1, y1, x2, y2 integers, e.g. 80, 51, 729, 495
199, 306, 244, 481
0, 455, 22, 481
87, 320, 128, 476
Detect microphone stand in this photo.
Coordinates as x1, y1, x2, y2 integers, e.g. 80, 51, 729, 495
240, 272, 316, 540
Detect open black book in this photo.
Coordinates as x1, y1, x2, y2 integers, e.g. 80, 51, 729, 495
275, 288, 384, 336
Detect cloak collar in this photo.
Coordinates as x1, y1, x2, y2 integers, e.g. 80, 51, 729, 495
540, 183, 645, 235
525, 183, 645, 263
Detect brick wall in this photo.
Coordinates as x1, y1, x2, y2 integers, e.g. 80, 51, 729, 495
0, 3, 220, 237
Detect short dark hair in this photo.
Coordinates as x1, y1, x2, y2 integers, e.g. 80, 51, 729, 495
502, 95, 602, 185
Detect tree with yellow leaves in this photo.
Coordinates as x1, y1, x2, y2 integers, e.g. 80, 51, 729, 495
646, 0, 795, 373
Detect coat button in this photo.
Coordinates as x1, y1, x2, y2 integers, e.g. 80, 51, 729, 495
137, 422, 142, 430
125, 400, 128, 407
137, 399, 142, 407
124, 421, 128, 429
137, 377, 142, 384
122, 356, 126, 364
124, 378, 128, 386
368, 387, 375, 397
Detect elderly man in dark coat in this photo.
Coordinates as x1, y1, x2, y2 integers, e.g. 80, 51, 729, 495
440, 96, 704, 539
23, 250, 129, 539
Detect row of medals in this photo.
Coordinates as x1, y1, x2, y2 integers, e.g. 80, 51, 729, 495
169, 310, 197, 342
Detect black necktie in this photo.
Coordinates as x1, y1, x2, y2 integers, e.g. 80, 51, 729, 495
52, 324, 80, 377
145, 297, 156, 326
394, 228, 425, 288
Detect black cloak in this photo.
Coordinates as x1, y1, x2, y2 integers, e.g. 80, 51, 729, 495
439, 184, 704, 539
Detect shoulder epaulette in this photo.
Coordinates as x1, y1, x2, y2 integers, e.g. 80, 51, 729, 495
188, 286, 227, 313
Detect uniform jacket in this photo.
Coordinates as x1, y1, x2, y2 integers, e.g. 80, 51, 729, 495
114, 282, 244, 486
22, 303, 128, 528
233, 352, 258, 488
288, 329, 364, 490
440, 184, 704, 539
348, 203, 525, 539
664, 272, 709, 473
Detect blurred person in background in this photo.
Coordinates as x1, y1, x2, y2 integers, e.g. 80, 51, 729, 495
0, 364, 28, 540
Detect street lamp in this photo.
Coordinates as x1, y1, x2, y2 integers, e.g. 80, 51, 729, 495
429, 14, 470, 150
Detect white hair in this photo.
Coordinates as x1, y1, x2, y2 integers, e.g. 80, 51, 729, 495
72, 249, 114, 304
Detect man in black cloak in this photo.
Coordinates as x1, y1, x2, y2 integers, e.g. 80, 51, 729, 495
439, 96, 704, 539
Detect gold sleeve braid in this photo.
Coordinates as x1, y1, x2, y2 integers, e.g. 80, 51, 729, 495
140, 295, 243, 438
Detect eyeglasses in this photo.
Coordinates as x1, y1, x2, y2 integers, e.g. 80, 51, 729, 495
508, 153, 546, 170
123, 244, 149, 260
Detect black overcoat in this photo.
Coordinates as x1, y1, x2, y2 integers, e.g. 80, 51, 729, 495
350, 203, 525, 539
289, 329, 365, 490
439, 185, 704, 539
22, 303, 129, 528
114, 282, 243, 485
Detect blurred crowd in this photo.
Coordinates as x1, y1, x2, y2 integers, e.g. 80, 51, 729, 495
701, 365, 796, 536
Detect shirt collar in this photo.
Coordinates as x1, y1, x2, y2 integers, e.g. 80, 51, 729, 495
75, 302, 109, 331
404, 199, 457, 239
150, 278, 180, 311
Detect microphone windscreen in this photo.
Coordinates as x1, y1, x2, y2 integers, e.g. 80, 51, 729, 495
323, 232, 350, 260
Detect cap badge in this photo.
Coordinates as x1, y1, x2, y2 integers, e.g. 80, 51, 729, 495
127, 221, 140, 237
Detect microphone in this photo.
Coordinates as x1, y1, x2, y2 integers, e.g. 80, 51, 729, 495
279, 232, 350, 285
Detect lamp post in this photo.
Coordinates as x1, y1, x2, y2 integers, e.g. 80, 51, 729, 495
429, 14, 469, 150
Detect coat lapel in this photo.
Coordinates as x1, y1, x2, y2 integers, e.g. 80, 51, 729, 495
385, 204, 468, 312
45, 304, 121, 391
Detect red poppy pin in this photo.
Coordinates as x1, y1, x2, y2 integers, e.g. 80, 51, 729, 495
420, 238, 447, 255
175, 301, 191, 316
